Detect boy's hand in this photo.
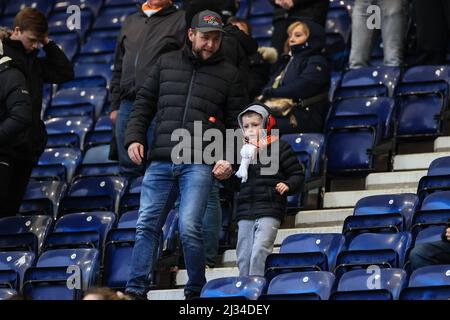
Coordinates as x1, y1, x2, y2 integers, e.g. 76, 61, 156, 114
446, 228, 450, 241
128, 142, 144, 165
276, 182, 289, 195
213, 160, 233, 180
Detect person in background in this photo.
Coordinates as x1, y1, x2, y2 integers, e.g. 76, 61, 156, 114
349, 0, 408, 69
270, 0, 329, 60
0, 8, 74, 216
110, 0, 185, 177
261, 20, 330, 135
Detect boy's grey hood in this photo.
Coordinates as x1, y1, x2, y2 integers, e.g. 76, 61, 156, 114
237, 102, 271, 132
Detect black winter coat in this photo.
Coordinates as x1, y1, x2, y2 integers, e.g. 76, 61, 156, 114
270, 0, 329, 27
263, 20, 330, 132
124, 44, 249, 163
110, 4, 186, 110
0, 58, 32, 160
227, 139, 304, 222
2, 38, 74, 161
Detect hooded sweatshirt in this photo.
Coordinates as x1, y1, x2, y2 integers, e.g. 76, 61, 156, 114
227, 102, 304, 222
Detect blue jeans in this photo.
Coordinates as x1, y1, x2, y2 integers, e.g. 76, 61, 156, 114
349, 0, 408, 68
115, 99, 155, 177
173, 181, 222, 267
125, 161, 214, 296
409, 240, 450, 271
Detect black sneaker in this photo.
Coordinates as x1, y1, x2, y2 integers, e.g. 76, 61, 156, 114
125, 290, 148, 301
184, 290, 201, 300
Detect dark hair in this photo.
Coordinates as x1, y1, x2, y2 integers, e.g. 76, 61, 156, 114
228, 16, 252, 35
83, 287, 131, 300
13, 7, 48, 39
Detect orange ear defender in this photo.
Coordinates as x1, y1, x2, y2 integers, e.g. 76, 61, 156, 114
266, 114, 276, 135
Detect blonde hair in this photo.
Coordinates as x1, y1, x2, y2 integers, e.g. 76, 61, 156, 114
284, 21, 310, 54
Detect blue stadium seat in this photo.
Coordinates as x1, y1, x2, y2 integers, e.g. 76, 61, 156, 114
251, 23, 273, 44
417, 156, 450, 204
44, 211, 116, 252
0, 288, 17, 300
0, 251, 35, 291
3, 0, 53, 16
117, 210, 138, 229
85, 115, 113, 147
326, 5, 351, 44
329, 71, 342, 101
334, 67, 400, 100
59, 176, 127, 214
401, 265, 450, 300
236, 0, 249, 18
103, 209, 178, 290
75, 38, 116, 64
0, 216, 52, 255
60, 63, 112, 90
46, 87, 108, 120
335, 232, 412, 278
45, 116, 93, 149
103, 0, 138, 7
23, 248, 100, 300
331, 268, 407, 300
47, 9, 94, 40
327, 97, 396, 140
420, 190, 450, 211
281, 133, 324, 210
50, 33, 80, 61
395, 65, 450, 139
200, 276, 266, 300
31, 148, 82, 182
262, 271, 335, 300
249, 0, 273, 16
265, 233, 344, 284
77, 145, 120, 177
119, 176, 143, 213
52, 0, 103, 16
88, 6, 137, 39
19, 180, 67, 219
343, 193, 418, 241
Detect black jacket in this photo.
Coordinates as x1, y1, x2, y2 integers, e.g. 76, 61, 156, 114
110, 4, 186, 110
2, 38, 74, 161
270, 0, 330, 26
124, 44, 249, 162
226, 139, 304, 222
263, 20, 330, 132
0, 56, 32, 160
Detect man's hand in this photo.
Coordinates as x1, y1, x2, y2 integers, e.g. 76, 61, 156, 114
276, 182, 289, 195
276, 0, 294, 9
41, 36, 50, 46
446, 227, 450, 241
110, 110, 118, 124
128, 142, 144, 165
213, 160, 233, 180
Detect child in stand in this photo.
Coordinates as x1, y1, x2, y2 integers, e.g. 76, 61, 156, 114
216, 102, 304, 276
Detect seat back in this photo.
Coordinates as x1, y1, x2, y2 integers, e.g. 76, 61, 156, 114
200, 276, 266, 300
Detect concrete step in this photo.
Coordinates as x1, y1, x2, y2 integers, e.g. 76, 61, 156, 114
365, 170, 426, 190
393, 152, 450, 171
176, 267, 239, 287
324, 188, 417, 208
147, 288, 185, 300
294, 208, 353, 228
221, 247, 281, 268
434, 137, 450, 152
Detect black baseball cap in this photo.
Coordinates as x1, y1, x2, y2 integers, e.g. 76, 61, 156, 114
191, 10, 225, 33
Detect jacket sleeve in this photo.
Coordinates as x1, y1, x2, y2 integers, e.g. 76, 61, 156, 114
39, 41, 75, 84
0, 69, 31, 144
110, 30, 126, 112
279, 141, 304, 195
123, 58, 161, 149
266, 56, 330, 100
225, 70, 249, 129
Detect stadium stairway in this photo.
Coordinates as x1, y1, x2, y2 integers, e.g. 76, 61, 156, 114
146, 136, 450, 300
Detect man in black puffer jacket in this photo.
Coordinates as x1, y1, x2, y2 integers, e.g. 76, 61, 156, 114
124, 10, 248, 300
0, 40, 32, 218
215, 102, 304, 276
